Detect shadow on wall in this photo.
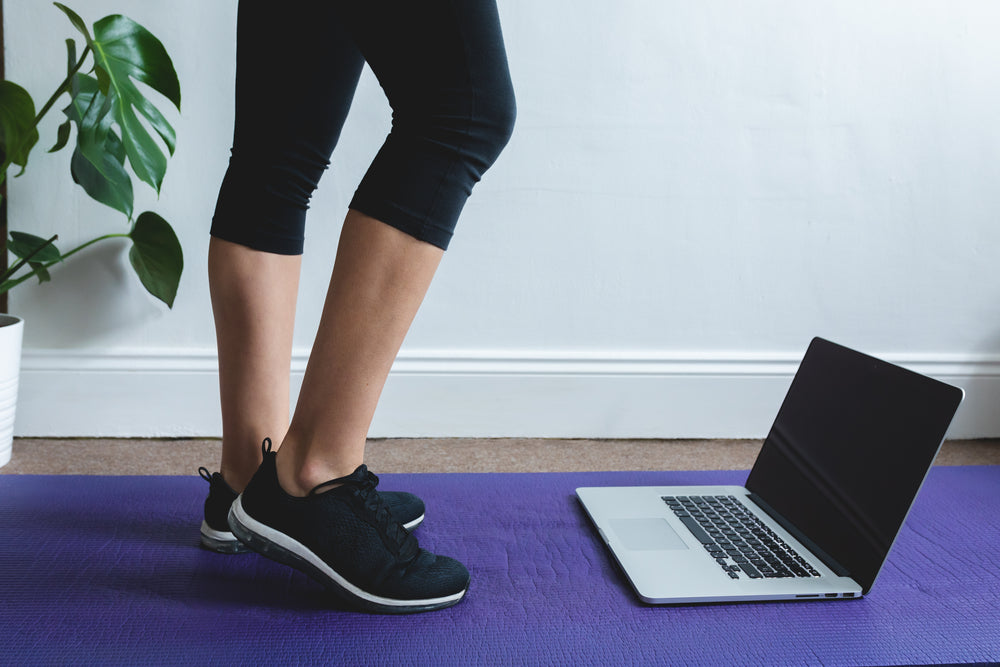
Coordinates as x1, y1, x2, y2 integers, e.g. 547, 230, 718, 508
11, 239, 164, 348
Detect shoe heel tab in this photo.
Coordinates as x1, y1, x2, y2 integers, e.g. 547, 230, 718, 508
198, 467, 212, 483
261, 438, 273, 455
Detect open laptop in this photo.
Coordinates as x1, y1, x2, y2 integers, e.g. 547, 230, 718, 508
576, 337, 964, 604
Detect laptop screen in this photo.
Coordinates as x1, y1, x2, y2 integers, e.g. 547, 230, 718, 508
745, 338, 963, 593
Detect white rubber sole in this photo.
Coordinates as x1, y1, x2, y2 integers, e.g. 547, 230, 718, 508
199, 520, 250, 554
228, 496, 466, 613
402, 514, 424, 531
200, 520, 234, 542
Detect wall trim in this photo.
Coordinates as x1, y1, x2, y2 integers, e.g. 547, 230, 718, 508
23, 345, 1000, 376
17, 347, 1000, 438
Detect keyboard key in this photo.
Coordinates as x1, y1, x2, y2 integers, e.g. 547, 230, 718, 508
678, 516, 715, 545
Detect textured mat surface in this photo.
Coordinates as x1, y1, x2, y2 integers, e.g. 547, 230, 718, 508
0, 467, 997, 666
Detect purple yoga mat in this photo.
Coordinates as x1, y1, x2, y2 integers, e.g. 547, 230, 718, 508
1, 467, 998, 665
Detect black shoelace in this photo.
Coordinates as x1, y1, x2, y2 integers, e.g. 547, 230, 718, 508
311, 466, 418, 560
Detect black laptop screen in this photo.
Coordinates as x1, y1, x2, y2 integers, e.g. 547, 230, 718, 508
745, 338, 963, 593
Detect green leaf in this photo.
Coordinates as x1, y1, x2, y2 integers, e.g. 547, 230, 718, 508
70, 142, 133, 218
0, 81, 40, 177
85, 13, 181, 194
54, 3, 94, 46
66, 38, 81, 97
50, 119, 73, 153
56, 6, 181, 217
8, 231, 62, 263
128, 211, 182, 308
65, 74, 115, 164
28, 262, 53, 284
64, 75, 133, 217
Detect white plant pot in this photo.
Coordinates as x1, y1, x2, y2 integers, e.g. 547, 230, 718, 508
0, 315, 24, 468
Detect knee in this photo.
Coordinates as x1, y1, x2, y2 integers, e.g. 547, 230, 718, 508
469, 82, 517, 174
399, 80, 516, 180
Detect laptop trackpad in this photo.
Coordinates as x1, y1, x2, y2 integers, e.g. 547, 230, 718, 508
611, 518, 689, 551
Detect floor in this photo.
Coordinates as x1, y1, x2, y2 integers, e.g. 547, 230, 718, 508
3, 437, 999, 475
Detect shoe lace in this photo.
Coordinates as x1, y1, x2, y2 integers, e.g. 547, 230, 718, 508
358, 470, 419, 559
311, 466, 418, 560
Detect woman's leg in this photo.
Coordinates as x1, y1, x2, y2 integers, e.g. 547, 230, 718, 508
208, 0, 365, 492
275, 209, 442, 496
274, 0, 517, 494
209, 238, 300, 492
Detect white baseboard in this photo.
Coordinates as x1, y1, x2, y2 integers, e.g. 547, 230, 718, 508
16, 348, 1000, 438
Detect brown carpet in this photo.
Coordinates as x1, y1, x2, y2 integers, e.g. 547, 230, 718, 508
3, 437, 998, 475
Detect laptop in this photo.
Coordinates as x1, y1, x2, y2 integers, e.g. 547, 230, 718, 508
576, 337, 964, 604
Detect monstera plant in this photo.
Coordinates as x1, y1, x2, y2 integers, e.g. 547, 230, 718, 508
0, 2, 183, 308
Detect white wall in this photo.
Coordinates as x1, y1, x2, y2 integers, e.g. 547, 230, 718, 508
6, 0, 1000, 438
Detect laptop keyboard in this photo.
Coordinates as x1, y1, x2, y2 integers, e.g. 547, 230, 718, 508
662, 495, 821, 581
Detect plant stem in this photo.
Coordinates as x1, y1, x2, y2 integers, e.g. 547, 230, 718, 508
0, 232, 128, 292
32, 45, 92, 128
0, 46, 92, 192
57, 232, 128, 262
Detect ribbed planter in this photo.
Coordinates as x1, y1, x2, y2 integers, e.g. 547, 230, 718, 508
0, 315, 24, 468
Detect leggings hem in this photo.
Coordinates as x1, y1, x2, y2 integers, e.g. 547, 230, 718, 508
348, 196, 455, 251
209, 228, 305, 256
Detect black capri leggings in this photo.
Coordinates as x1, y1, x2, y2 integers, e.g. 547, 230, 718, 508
211, 0, 516, 253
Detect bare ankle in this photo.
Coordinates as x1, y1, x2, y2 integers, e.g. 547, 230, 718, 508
274, 437, 363, 497
219, 463, 259, 494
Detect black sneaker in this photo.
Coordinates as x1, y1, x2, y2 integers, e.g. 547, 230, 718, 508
227, 439, 469, 613
199, 467, 252, 554
199, 464, 425, 554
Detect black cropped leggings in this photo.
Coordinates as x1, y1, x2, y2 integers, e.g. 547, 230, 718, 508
211, 0, 516, 253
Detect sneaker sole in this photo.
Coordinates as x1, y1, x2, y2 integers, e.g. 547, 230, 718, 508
228, 496, 465, 614
200, 520, 251, 554
402, 514, 424, 531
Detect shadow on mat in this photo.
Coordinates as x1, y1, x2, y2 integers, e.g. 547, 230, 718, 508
9, 504, 358, 613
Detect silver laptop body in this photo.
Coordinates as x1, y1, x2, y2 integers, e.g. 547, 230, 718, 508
577, 337, 964, 605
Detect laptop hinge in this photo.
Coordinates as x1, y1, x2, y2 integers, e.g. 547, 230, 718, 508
746, 493, 852, 578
